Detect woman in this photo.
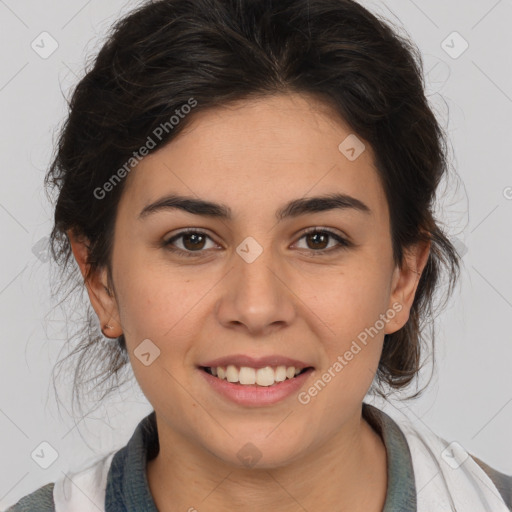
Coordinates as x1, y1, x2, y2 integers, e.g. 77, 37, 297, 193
6, 0, 511, 510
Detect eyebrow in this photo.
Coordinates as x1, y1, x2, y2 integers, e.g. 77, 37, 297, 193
138, 192, 372, 221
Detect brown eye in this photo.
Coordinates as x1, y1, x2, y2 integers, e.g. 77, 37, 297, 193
294, 228, 351, 255
305, 231, 330, 250
163, 230, 216, 257
163, 227, 351, 259
180, 232, 207, 250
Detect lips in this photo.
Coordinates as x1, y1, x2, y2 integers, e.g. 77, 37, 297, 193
199, 354, 313, 370
198, 354, 314, 388
198, 362, 315, 406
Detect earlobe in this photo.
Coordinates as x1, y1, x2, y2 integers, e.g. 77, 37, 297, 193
385, 239, 431, 334
67, 229, 123, 338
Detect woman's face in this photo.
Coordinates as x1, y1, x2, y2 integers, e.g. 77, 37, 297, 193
85, 92, 428, 468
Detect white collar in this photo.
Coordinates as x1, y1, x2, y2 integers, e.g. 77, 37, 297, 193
389, 407, 510, 511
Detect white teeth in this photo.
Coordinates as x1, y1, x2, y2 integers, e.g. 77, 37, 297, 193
207, 364, 307, 386
275, 365, 287, 382
226, 364, 238, 383
286, 366, 296, 379
256, 367, 275, 386
239, 366, 256, 384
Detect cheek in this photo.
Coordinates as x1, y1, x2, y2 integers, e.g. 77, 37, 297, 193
113, 268, 202, 400
111, 246, 193, 342
312, 263, 393, 341
305, 265, 391, 393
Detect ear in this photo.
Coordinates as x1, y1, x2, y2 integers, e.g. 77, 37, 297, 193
384, 238, 431, 335
67, 229, 123, 338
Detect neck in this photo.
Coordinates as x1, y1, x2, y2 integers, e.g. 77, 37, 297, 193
146, 408, 388, 512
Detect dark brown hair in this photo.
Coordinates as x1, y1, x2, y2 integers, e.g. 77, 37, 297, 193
45, 0, 461, 417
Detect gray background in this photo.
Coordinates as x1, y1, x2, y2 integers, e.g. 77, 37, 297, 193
0, 0, 511, 507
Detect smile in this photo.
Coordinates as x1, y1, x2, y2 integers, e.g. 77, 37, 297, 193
201, 365, 312, 387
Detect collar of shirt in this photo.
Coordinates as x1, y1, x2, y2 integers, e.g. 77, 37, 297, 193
104, 402, 417, 512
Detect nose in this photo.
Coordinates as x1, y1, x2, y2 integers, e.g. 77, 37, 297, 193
214, 241, 297, 337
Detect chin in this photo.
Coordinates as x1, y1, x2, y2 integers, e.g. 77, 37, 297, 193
204, 431, 310, 470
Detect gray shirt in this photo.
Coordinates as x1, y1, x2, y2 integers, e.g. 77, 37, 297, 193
6, 403, 512, 511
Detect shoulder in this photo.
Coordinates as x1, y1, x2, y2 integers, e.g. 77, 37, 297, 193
4, 482, 55, 512
5, 450, 116, 512
472, 455, 512, 511
364, 403, 512, 510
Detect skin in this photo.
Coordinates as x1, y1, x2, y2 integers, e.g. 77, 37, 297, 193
69, 92, 430, 511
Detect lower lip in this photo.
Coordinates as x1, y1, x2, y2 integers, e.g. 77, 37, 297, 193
198, 367, 314, 406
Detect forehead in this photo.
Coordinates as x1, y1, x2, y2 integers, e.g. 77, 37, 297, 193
119, 93, 387, 222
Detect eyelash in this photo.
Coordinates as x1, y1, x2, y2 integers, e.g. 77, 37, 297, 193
162, 227, 352, 258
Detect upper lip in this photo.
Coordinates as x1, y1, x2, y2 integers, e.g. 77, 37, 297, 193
199, 354, 314, 370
